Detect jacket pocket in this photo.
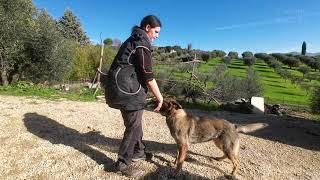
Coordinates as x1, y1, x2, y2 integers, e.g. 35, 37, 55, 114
115, 66, 141, 94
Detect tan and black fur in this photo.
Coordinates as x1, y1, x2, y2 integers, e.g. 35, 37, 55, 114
159, 97, 268, 176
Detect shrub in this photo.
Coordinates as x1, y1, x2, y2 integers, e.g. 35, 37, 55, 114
271, 53, 286, 62
284, 56, 300, 69
212, 73, 244, 102
309, 58, 320, 71
211, 50, 226, 58
181, 81, 203, 103
242, 67, 262, 99
254, 53, 269, 59
222, 56, 232, 64
207, 63, 228, 82
212, 67, 262, 102
298, 65, 311, 77
275, 68, 291, 81
242, 51, 254, 58
310, 86, 320, 114
243, 57, 256, 66
201, 53, 210, 62
181, 55, 193, 62
305, 73, 317, 82
228, 51, 238, 59
269, 59, 282, 69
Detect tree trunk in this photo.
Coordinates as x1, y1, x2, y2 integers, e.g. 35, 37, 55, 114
1, 69, 9, 86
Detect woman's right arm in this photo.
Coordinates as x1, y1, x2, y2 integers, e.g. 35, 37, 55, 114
135, 47, 163, 112
147, 79, 163, 112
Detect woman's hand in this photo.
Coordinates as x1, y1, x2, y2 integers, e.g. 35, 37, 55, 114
147, 79, 163, 113
153, 96, 163, 112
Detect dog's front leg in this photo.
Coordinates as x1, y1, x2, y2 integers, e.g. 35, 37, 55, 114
175, 144, 188, 175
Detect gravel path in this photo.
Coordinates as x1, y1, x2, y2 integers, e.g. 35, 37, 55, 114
0, 95, 319, 180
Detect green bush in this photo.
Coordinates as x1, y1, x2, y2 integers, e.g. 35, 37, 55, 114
222, 56, 232, 64
242, 51, 254, 58
228, 51, 238, 59
211, 67, 262, 102
243, 57, 256, 66
242, 67, 262, 99
212, 73, 244, 102
298, 65, 311, 77
310, 86, 320, 114
200, 53, 210, 62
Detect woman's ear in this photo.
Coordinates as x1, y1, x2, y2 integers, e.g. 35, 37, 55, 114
145, 24, 151, 32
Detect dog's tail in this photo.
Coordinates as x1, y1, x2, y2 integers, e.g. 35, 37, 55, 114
235, 123, 268, 133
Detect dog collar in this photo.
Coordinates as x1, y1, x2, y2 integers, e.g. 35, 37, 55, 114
169, 110, 177, 118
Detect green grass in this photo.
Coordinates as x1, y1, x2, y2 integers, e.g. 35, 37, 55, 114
227, 60, 248, 78
0, 81, 100, 101
228, 59, 310, 105
252, 60, 310, 105
198, 58, 222, 73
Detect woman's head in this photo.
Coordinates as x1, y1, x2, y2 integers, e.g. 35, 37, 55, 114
140, 15, 162, 43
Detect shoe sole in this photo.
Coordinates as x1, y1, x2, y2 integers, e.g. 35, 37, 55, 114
132, 158, 146, 162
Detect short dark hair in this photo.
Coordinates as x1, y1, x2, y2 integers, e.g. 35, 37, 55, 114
140, 15, 162, 29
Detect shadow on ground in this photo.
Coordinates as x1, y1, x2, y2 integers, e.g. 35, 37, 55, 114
24, 112, 223, 179
142, 154, 232, 180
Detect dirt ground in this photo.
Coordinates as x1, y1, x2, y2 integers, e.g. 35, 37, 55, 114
0, 95, 319, 180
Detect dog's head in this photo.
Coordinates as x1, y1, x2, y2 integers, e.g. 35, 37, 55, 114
158, 97, 183, 117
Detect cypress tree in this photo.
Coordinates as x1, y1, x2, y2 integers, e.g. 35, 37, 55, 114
301, 41, 306, 55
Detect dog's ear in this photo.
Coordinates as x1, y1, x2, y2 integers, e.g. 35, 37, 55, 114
170, 99, 182, 109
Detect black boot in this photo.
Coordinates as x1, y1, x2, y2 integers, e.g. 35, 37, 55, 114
115, 160, 144, 178
132, 152, 153, 162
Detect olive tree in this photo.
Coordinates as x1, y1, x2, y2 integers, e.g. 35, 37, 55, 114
0, 0, 35, 85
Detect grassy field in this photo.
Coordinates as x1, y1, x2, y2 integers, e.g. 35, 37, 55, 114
253, 60, 309, 105
156, 58, 317, 106
216, 58, 312, 105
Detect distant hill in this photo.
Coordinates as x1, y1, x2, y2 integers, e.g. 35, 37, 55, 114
287, 52, 320, 56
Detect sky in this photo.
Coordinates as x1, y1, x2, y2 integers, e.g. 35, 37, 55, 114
33, 0, 320, 54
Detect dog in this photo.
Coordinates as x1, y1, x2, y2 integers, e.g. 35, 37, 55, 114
159, 97, 268, 177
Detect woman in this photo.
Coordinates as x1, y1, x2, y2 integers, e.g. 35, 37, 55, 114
105, 15, 163, 177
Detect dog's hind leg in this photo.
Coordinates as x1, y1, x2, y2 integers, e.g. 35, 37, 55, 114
229, 154, 239, 176
213, 139, 228, 161
175, 144, 188, 175
231, 139, 240, 176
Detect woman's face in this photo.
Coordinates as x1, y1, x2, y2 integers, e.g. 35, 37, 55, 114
145, 25, 161, 43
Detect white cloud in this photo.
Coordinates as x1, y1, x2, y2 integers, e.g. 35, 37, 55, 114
215, 10, 320, 31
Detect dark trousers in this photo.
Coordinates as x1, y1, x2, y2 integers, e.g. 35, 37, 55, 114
118, 109, 145, 165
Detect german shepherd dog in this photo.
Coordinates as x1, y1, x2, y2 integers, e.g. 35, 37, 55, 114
159, 97, 268, 177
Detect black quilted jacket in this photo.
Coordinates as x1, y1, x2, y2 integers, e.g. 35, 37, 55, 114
104, 27, 154, 110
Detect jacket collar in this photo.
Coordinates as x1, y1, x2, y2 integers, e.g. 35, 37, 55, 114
131, 26, 151, 45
